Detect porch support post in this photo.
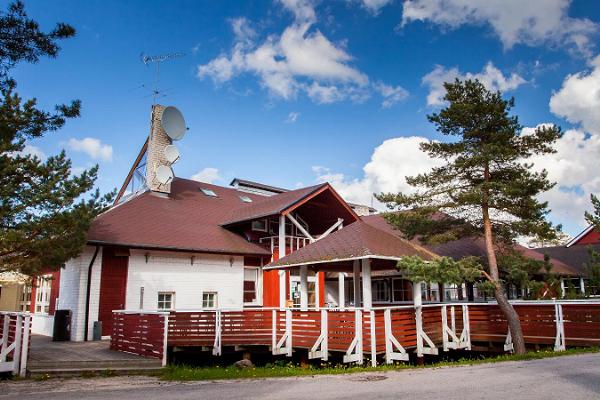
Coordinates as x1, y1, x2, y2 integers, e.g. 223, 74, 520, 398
353, 260, 361, 307
338, 272, 346, 310
300, 265, 308, 311
279, 214, 287, 310
362, 258, 372, 311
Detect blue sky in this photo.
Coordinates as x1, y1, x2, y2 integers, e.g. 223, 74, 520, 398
11, 0, 600, 236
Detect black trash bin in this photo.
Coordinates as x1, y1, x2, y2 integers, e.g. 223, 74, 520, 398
53, 309, 71, 341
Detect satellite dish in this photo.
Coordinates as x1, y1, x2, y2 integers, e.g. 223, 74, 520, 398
161, 106, 186, 141
164, 145, 180, 164
155, 165, 174, 185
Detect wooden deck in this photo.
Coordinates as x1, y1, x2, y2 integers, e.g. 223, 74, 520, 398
110, 301, 600, 367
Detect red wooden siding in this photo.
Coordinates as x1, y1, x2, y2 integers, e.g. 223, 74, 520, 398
111, 312, 165, 360
98, 248, 129, 336
575, 229, 600, 245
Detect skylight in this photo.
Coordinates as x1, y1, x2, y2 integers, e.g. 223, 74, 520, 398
200, 188, 217, 197
239, 195, 253, 203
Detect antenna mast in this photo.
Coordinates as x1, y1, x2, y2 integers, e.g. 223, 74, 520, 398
140, 52, 185, 104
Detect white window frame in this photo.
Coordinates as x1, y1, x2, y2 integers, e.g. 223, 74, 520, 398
392, 278, 412, 303
202, 291, 218, 309
200, 188, 218, 197
252, 219, 268, 232
289, 273, 319, 308
157, 291, 175, 310
243, 267, 262, 306
372, 279, 390, 303
20, 285, 32, 312
35, 275, 52, 314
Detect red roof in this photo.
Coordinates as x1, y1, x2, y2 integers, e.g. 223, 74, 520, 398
265, 219, 437, 268
362, 214, 580, 276
88, 178, 273, 255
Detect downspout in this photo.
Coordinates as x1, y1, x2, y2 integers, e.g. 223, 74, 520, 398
84, 246, 100, 341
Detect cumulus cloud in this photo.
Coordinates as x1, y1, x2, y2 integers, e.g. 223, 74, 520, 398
67, 138, 113, 161
312, 136, 444, 207
191, 167, 221, 184
374, 81, 409, 108
286, 111, 301, 123
401, 0, 598, 56
550, 55, 600, 135
359, 0, 393, 15
523, 125, 600, 233
422, 62, 526, 106
198, 0, 406, 106
19, 144, 46, 160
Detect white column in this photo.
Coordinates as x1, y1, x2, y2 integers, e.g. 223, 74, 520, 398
300, 265, 308, 311
560, 278, 566, 298
353, 259, 361, 307
362, 258, 372, 311
279, 214, 287, 310
338, 272, 346, 311
279, 271, 287, 310
580, 278, 586, 295
413, 281, 423, 307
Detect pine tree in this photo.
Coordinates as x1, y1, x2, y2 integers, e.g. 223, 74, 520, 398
377, 79, 562, 354
0, 1, 113, 275
584, 194, 600, 295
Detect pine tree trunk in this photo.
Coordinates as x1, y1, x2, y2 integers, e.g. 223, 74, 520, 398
482, 165, 526, 354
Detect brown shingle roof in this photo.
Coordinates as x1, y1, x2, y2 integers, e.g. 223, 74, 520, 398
362, 214, 580, 276
265, 219, 436, 268
536, 244, 600, 277
87, 178, 271, 255
221, 183, 329, 226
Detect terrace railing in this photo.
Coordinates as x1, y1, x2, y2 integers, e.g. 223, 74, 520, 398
111, 301, 600, 367
0, 311, 31, 377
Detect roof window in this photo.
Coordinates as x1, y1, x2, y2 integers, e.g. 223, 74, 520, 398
239, 195, 253, 203
200, 188, 218, 197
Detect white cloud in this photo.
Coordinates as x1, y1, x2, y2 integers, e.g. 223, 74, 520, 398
550, 55, 600, 135
523, 125, 600, 233
401, 0, 598, 56
198, 1, 405, 106
286, 111, 301, 123
374, 81, 409, 108
20, 144, 46, 160
191, 167, 221, 184
359, 0, 393, 15
312, 136, 444, 207
67, 137, 113, 161
422, 62, 526, 106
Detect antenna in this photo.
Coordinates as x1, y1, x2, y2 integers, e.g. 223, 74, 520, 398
140, 52, 185, 104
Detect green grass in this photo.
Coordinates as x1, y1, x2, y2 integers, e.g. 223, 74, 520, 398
160, 347, 600, 381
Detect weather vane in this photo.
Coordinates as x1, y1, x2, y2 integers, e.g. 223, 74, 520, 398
140, 52, 185, 104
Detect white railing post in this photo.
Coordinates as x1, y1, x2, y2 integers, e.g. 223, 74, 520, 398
1, 315, 8, 356
343, 309, 363, 364
12, 315, 22, 375
272, 309, 277, 353
162, 313, 169, 366
19, 314, 30, 377
384, 308, 409, 364
213, 310, 222, 356
462, 305, 471, 350
441, 305, 449, 351
554, 303, 566, 352
309, 309, 328, 361
370, 310, 377, 367
286, 309, 292, 357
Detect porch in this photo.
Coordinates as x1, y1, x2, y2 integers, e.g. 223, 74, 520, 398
111, 300, 600, 367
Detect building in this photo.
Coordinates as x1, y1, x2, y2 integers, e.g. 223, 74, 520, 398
26, 104, 589, 340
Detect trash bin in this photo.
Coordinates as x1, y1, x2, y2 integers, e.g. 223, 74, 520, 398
52, 309, 71, 341
93, 321, 102, 341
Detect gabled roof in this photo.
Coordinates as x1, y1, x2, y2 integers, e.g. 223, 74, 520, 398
536, 244, 600, 277
230, 178, 288, 194
87, 178, 271, 256
222, 183, 358, 226
566, 225, 596, 247
362, 214, 580, 276
265, 219, 437, 269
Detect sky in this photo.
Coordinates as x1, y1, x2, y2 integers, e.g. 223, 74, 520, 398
10, 0, 600, 237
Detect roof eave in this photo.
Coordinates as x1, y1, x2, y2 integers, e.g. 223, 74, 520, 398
86, 240, 271, 257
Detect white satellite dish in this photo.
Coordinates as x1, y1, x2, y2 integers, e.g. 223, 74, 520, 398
161, 106, 186, 141
164, 145, 180, 164
155, 165, 174, 185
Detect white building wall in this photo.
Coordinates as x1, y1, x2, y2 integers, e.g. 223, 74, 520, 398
57, 246, 102, 341
31, 314, 54, 336
126, 250, 245, 311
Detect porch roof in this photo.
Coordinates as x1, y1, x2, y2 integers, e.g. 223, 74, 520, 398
264, 219, 437, 270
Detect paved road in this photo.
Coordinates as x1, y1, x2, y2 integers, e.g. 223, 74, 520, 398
4, 353, 600, 400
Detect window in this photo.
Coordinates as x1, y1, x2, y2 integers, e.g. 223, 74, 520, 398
157, 292, 174, 310
392, 279, 412, 302
290, 271, 317, 308
252, 219, 268, 232
35, 275, 52, 314
202, 292, 218, 309
20, 285, 32, 312
372, 279, 390, 302
244, 268, 259, 304
200, 188, 217, 197
239, 195, 253, 203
